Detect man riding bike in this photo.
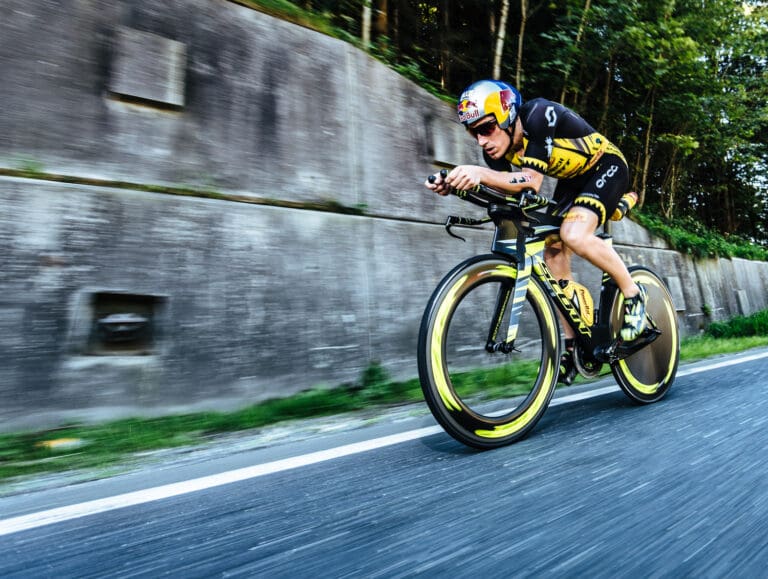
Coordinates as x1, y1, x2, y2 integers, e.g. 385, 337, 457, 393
425, 79, 647, 384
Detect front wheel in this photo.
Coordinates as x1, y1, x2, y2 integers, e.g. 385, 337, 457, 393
610, 266, 680, 403
417, 256, 560, 449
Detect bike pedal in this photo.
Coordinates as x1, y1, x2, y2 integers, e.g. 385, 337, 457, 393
558, 352, 578, 385
614, 328, 661, 359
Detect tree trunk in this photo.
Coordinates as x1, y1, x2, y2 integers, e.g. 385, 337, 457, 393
724, 187, 736, 234
661, 156, 678, 219
598, 57, 613, 132
515, 0, 545, 86
660, 146, 679, 197
515, 0, 527, 86
440, 0, 450, 89
374, 0, 388, 39
493, 0, 511, 79
361, 0, 372, 47
391, 2, 399, 53
560, 0, 592, 104
631, 152, 642, 193
640, 90, 655, 207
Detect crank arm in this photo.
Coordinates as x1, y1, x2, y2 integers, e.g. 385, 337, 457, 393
594, 328, 661, 363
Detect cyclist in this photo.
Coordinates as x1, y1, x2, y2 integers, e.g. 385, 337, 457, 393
425, 79, 647, 382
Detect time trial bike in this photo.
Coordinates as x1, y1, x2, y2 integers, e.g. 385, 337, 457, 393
418, 172, 679, 449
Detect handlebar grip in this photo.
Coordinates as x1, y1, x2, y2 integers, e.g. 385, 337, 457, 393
521, 190, 549, 207
427, 168, 450, 184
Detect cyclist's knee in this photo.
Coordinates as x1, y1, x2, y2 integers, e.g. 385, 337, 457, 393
559, 226, 590, 254
560, 211, 598, 253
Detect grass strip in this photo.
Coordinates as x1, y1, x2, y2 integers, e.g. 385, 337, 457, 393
2, 331, 768, 484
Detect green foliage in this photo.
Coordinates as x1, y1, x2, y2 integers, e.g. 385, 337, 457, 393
4, 320, 768, 482
368, 37, 448, 101
238, 0, 768, 244
447, 361, 542, 399
680, 334, 768, 361
632, 211, 768, 261
358, 360, 393, 401
235, 0, 341, 38
14, 157, 44, 176
706, 310, 768, 339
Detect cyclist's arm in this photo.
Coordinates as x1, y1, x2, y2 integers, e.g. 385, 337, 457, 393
445, 165, 544, 194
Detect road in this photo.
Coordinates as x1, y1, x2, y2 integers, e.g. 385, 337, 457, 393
1, 350, 768, 577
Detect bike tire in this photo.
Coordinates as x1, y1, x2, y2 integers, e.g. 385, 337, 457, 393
610, 266, 680, 403
417, 255, 560, 449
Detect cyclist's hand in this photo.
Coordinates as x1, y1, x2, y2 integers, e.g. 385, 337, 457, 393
425, 171, 452, 196
446, 165, 483, 192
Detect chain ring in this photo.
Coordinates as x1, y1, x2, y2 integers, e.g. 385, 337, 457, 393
573, 347, 602, 378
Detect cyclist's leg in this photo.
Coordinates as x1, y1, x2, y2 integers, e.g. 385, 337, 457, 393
557, 157, 648, 340
544, 239, 575, 337
546, 186, 586, 383
559, 208, 637, 298
546, 183, 580, 339
554, 159, 630, 293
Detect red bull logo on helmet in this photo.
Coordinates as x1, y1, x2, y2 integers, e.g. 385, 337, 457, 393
499, 89, 512, 113
457, 99, 480, 123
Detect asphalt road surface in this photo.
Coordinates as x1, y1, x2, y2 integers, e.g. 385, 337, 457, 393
1, 350, 768, 577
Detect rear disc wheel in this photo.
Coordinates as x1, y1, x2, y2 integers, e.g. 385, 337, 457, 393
610, 266, 680, 403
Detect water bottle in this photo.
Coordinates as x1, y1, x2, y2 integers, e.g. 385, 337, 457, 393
610, 191, 638, 221
559, 279, 595, 326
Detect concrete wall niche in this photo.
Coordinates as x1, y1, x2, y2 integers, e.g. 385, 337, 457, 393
67, 290, 168, 357
87, 292, 166, 355
109, 26, 187, 109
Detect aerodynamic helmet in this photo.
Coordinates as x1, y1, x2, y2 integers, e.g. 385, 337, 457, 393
456, 80, 522, 130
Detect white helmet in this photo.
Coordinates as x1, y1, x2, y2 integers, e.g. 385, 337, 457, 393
457, 80, 522, 129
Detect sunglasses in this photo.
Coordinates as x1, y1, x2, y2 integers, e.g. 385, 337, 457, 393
468, 119, 498, 138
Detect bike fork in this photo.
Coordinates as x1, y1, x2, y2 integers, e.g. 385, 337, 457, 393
485, 257, 532, 353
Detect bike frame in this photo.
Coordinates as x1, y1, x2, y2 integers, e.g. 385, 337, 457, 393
444, 181, 660, 367
419, 178, 678, 447
482, 202, 616, 364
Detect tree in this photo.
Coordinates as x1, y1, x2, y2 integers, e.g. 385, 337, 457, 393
493, 0, 510, 78
559, 0, 591, 104
362, 0, 372, 46
293, 0, 768, 242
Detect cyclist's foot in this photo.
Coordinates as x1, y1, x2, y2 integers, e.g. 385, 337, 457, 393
621, 284, 648, 341
558, 340, 577, 385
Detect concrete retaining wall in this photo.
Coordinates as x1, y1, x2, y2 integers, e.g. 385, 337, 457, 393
1, 0, 766, 432
0, 0, 480, 221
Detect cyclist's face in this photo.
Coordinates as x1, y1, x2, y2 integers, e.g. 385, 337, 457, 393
468, 115, 511, 160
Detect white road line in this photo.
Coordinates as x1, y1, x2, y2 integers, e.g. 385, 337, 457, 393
549, 351, 768, 405
551, 385, 620, 405
676, 350, 768, 376
0, 427, 439, 537
1, 350, 767, 537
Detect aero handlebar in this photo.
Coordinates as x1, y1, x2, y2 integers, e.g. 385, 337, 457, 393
428, 168, 553, 211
